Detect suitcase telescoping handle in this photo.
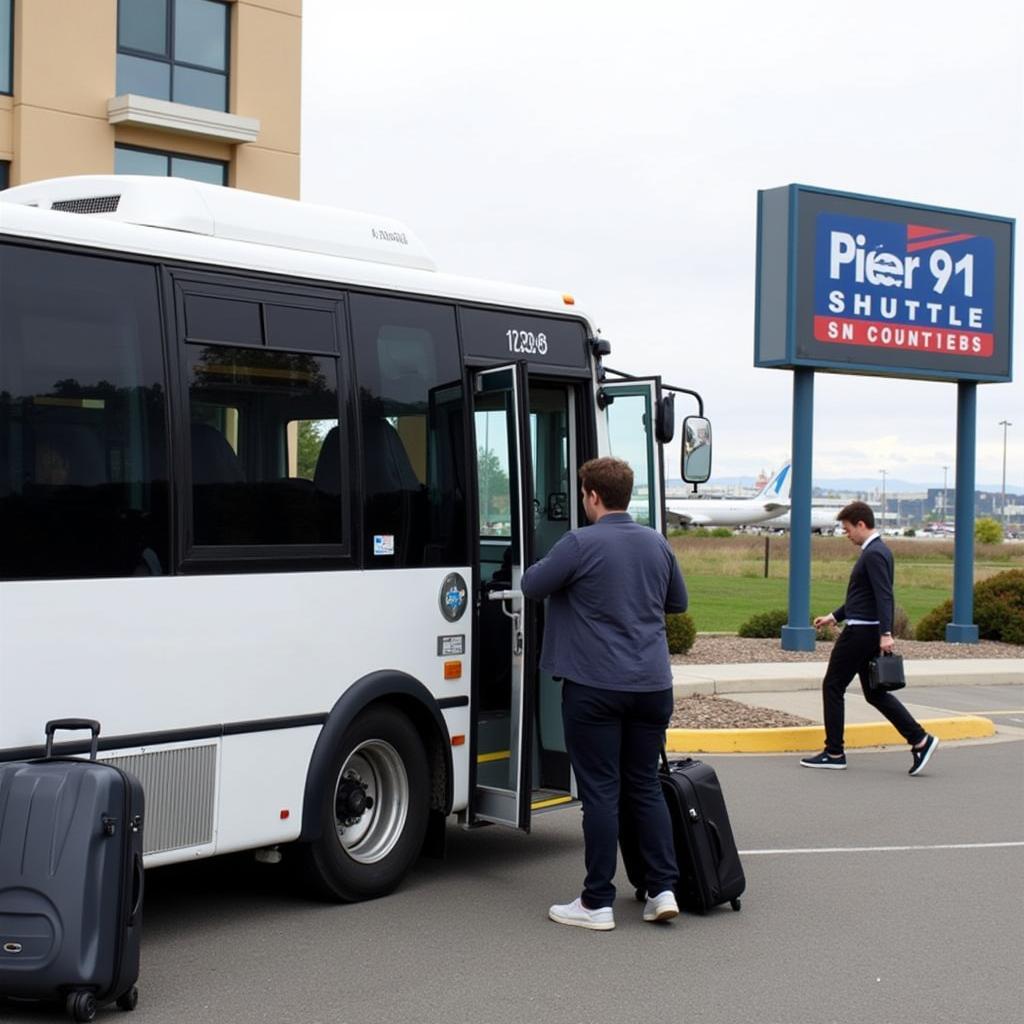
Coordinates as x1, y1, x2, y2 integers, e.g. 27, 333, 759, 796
44, 718, 101, 760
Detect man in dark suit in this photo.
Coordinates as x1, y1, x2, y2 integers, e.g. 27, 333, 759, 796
801, 501, 938, 775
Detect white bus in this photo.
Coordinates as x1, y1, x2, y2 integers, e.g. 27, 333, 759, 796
0, 176, 709, 900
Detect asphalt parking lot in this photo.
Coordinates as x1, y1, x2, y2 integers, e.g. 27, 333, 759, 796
5, 724, 1021, 1024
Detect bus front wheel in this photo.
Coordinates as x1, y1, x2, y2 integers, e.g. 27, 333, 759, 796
300, 706, 430, 901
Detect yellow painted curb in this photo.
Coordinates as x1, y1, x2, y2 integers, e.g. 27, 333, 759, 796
666, 715, 995, 754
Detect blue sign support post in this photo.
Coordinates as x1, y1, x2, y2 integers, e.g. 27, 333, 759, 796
782, 368, 816, 651
947, 382, 980, 643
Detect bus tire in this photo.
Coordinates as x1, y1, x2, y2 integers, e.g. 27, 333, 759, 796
299, 705, 430, 901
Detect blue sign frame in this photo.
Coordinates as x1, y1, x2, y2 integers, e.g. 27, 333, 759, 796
755, 184, 1014, 383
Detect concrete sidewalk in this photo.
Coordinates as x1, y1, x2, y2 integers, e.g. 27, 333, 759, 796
665, 657, 1024, 753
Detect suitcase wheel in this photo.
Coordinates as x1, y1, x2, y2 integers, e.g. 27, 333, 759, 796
117, 986, 140, 1012
67, 990, 97, 1023
730, 898, 742, 912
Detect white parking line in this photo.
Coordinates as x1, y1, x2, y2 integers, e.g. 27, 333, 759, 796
740, 841, 1024, 855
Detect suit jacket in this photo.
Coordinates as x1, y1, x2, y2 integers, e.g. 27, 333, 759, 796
832, 535, 894, 634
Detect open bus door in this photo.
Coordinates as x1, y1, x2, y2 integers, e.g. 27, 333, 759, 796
600, 377, 670, 533
470, 364, 534, 829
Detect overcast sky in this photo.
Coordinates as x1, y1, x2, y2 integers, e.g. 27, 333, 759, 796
300, 0, 1022, 491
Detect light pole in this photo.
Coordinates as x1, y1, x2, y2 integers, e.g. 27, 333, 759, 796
941, 464, 948, 522
880, 469, 887, 533
999, 420, 1012, 534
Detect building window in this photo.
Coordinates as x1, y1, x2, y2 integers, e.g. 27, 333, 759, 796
0, 162, 9, 190
1, 0, 12, 95
115, 144, 227, 186
117, 0, 229, 112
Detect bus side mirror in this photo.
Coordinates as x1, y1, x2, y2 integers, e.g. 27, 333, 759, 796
655, 394, 675, 444
681, 415, 712, 483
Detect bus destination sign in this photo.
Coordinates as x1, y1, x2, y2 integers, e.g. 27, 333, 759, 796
460, 307, 590, 371
756, 185, 1013, 383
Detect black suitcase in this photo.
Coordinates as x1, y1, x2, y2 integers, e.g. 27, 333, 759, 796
621, 753, 745, 914
0, 719, 145, 1022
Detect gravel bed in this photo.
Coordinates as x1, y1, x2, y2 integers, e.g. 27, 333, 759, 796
669, 693, 812, 730
672, 634, 1022, 666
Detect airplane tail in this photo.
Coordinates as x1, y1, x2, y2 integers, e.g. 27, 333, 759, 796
756, 460, 792, 501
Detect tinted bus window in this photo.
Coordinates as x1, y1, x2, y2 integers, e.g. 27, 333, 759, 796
349, 295, 467, 568
186, 345, 342, 547
0, 245, 170, 580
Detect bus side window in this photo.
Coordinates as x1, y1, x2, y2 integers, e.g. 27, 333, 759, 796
0, 244, 170, 581
186, 346, 342, 548
349, 294, 467, 568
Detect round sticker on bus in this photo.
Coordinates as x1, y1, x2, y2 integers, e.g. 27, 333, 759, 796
439, 573, 468, 622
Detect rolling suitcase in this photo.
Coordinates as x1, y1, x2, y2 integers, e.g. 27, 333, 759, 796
0, 719, 145, 1022
621, 752, 745, 914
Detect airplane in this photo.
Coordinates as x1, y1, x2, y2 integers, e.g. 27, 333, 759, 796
766, 505, 845, 533
665, 462, 791, 528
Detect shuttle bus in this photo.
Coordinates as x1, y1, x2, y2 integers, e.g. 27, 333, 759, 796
0, 177, 707, 900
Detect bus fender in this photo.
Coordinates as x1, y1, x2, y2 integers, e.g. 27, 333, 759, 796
298, 670, 454, 843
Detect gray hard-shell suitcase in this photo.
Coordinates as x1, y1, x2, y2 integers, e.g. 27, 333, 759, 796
0, 720, 145, 1022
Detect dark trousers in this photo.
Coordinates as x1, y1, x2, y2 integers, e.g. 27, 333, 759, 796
561, 680, 678, 909
823, 626, 927, 754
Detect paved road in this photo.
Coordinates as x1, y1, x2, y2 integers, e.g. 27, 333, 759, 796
4, 741, 1022, 1024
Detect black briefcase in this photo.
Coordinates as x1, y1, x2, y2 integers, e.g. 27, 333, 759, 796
868, 652, 906, 691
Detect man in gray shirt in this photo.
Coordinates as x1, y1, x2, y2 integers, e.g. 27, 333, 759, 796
522, 457, 688, 930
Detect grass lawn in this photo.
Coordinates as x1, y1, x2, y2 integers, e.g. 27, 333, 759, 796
672, 535, 1023, 634
683, 574, 951, 633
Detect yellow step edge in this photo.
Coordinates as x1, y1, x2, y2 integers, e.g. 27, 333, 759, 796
665, 715, 995, 754
477, 750, 511, 764
531, 795, 574, 810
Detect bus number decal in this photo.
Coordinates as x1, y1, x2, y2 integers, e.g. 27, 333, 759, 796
506, 329, 548, 356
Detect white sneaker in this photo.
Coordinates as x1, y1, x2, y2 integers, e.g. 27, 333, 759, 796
548, 897, 615, 931
643, 889, 680, 922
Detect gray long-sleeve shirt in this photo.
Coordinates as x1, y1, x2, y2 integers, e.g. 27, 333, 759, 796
520, 512, 688, 691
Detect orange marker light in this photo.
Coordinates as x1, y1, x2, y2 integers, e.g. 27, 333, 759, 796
451, 734, 466, 746
443, 660, 462, 680
562, 293, 575, 305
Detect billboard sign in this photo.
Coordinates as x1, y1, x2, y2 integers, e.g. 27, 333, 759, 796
756, 185, 1013, 382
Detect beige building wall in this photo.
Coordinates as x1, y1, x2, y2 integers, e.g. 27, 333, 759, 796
2, 0, 300, 197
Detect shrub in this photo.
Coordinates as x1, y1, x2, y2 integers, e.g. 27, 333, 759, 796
916, 599, 953, 641
710, 527, 733, 538
975, 517, 1003, 544
915, 570, 1024, 645
666, 612, 697, 654
892, 604, 913, 640
904, 528, 916, 537
975, 569, 1024, 645
738, 607, 837, 640
738, 608, 788, 638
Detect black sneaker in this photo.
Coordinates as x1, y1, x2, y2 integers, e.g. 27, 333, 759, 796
800, 750, 847, 769
909, 734, 939, 776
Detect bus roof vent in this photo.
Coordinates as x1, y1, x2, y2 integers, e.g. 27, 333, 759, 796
0, 175, 437, 272
51, 195, 121, 215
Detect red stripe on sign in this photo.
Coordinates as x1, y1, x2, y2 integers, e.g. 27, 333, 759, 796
907, 233, 975, 252
813, 316, 993, 357
906, 224, 947, 239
